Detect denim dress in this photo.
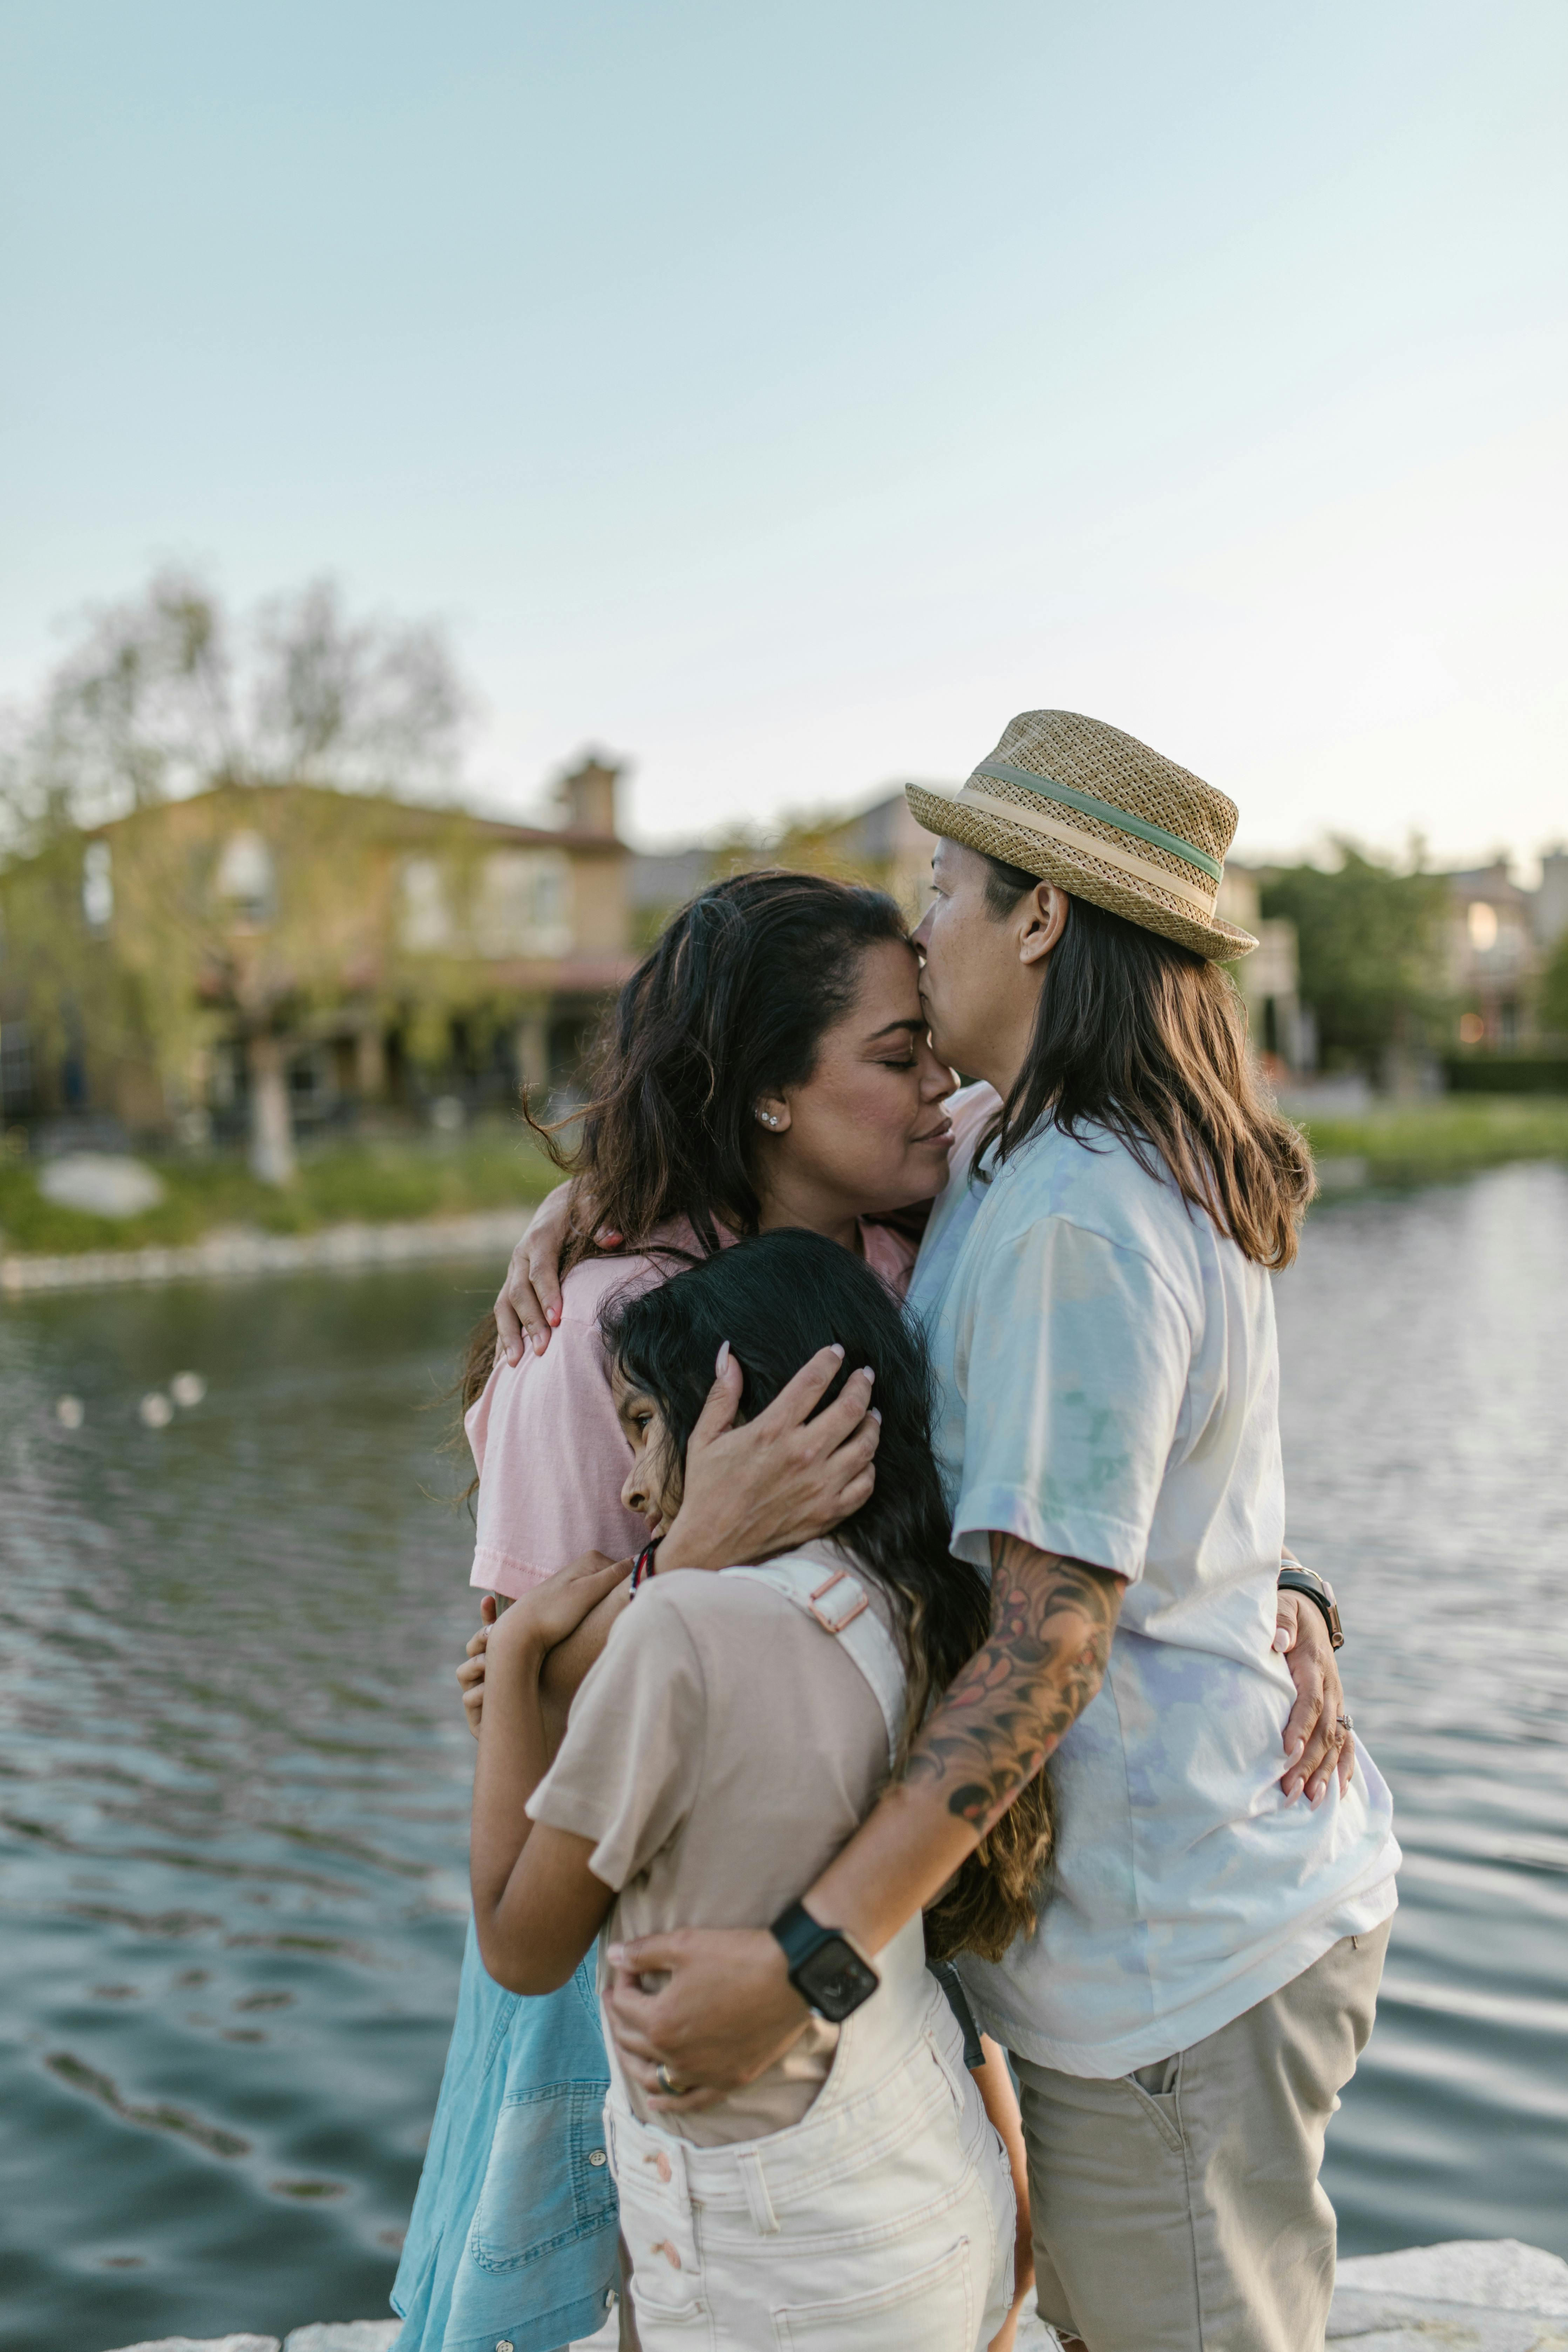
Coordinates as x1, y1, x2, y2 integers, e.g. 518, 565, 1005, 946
392, 1918, 618, 2352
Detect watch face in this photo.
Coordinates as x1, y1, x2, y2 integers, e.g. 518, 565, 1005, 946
799, 1936, 879, 2023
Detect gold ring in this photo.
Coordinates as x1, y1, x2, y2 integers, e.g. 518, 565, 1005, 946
654, 2061, 683, 2097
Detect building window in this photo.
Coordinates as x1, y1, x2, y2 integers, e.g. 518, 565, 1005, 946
83, 841, 114, 930
476, 850, 574, 958
1467, 900, 1498, 952
399, 858, 454, 952
215, 830, 276, 924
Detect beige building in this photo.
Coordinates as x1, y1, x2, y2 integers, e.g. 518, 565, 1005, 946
0, 756, 636, 1143
1216, 866, 1306, 1072
1444, 854, 1567, 1049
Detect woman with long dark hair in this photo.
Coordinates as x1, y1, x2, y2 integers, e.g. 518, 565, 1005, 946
392, 870, 1021, 2352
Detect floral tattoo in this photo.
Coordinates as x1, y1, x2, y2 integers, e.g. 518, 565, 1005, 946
905, 1537, 1123, 1833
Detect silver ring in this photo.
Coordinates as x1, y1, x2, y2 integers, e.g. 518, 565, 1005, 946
654, 2061, 683, 2097
1337, 1713, 1353, 1732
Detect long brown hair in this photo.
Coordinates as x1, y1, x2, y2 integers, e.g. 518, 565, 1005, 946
980, 859, 1315, 1268
458, 871, 911, 1414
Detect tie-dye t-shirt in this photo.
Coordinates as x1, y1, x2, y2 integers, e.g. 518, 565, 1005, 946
907, 1085, 1399, 2079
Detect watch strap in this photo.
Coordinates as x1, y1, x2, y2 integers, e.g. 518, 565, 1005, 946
1277, 1565, 1344, 1650
769, 1900, 879, 1999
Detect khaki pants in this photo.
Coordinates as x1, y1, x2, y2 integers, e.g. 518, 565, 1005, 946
1014, 1922, 1390, 2352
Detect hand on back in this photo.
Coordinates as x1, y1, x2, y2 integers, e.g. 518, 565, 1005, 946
494, 1183, 621, 1365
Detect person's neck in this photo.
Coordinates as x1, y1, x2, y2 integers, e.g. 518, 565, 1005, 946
756, 1178, 861, 1256
964, 1025, 1034, 1105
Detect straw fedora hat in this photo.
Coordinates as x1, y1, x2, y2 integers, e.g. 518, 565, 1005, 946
905, 709, 1257, 961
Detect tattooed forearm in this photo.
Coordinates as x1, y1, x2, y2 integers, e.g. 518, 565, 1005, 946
905, 1536, 1124, 1832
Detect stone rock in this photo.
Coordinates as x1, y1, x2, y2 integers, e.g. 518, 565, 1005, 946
283, 2327, 401, 2352
1331, 2240, 1568, 2352
1337, 2243, 1568, 2318
38, 1152, 165, 1218
102, 2337, 279, 2352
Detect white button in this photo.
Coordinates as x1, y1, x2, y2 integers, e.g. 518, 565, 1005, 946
588, 2146, 607, 2166
497, 2341, 514, 2351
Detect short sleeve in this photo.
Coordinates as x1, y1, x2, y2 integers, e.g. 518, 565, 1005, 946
949, 1217, 1192, 1581
466, 1320, 650, 1598
527, 1587, 706, 1892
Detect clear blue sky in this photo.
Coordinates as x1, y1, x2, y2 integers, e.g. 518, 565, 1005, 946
2, 1, 1563, 861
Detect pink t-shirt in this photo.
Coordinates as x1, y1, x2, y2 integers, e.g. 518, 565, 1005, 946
466, 1219, 919, 1598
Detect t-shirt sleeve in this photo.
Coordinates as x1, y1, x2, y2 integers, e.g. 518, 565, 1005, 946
527, 1588, 706, 1891
469, 1321, 649, 1598
948, 1216, 1192, 1582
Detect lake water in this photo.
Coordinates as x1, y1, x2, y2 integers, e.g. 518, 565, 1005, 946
2, 1164, 1566, 2352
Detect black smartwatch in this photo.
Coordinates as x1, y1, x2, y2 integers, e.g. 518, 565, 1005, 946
769, 1901, 880, 2023
1277, 1562, 1344, 1651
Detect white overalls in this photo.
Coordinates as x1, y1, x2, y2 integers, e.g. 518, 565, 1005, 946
603, 1556, 1016, 2351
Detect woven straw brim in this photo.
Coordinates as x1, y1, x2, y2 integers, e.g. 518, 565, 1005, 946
905, 781, 1258, 962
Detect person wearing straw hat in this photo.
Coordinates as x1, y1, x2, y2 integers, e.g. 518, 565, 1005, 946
601, 709, 1400, 2352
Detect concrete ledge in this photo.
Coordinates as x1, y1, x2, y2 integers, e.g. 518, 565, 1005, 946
1, 1209, 530, 1296
103, 2338, 283, 2352
1331, 2240, 1568, 2352
285, 2328, 402, 2352
97, 2242, 1568, 2352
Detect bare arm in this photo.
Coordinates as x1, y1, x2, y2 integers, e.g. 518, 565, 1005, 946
458, 1571, 633, 1747
807, 1538, 1123, 1952
470, 1555, 629, 1993
602, 1537, 1123, 2102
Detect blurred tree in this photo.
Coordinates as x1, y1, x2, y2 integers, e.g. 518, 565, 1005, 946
1, 570, 473, 1180
1261, 844, 1452, 1079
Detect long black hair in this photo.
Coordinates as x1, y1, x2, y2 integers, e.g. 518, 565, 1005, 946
602, 1228, 1054, 1963
454, 871, 911, 1464
541, 869, 912, 1262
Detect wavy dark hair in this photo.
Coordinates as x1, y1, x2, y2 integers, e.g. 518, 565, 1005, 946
602, 1228, 1054, 1965
458, 871, 911, 1414
544, 869, 912, 1259
979, 860, 1316, 1269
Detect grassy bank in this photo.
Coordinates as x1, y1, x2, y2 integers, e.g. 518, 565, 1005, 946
1292, 1095, 1568, 1191
0, 1124, 559, 1258
4, 1096, 1565, 1261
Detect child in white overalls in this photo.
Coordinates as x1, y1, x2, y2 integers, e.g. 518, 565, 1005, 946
466, 1229, 1054, 2350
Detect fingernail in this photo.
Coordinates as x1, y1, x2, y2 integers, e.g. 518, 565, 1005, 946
532, 1333, 547, 1355
715, 1341, 731, 1376
603, 1229, 623, 1246
606, 1944, 626, 1965
547, 1305, 561, 1326
1285, 1739, 1304, 1763
870, 1406, 882, 1424
1272, 1630, 1291, 1652
860, 1366, 875, 1384
829, 1342, 845, 1358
